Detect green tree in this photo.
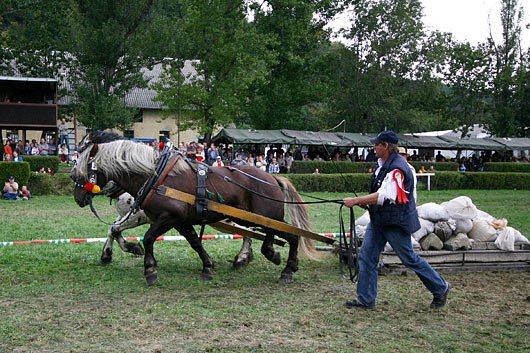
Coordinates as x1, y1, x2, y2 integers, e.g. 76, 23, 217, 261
334, 0, 449, 133
243, 0, 341, 130
487, 0, 527, 136
0, 0, 74, 78
154, 0, 274, 141
441, 41, 492, 136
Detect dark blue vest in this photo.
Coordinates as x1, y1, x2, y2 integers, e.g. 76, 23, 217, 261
368, 152, 421, 234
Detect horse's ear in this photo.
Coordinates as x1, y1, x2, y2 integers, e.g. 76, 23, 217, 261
89, 143, 99, 158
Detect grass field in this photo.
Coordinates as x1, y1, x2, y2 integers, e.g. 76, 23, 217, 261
0, 190, 529, 352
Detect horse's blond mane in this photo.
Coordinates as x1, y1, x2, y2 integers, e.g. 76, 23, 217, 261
73, 140, 189, 180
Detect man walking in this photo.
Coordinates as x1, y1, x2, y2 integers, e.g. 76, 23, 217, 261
343, 131, 451, 309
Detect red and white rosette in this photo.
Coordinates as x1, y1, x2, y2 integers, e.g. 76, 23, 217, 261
392, 170, 409, 204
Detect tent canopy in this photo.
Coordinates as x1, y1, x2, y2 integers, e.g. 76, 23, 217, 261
335, 132, 375, 147
399, 135, 456, 149
437, 136, 507, 150
488, 137, 530, 150
211, 128, 530, 151
212, 128, 294, 144
280, 129, 350, 146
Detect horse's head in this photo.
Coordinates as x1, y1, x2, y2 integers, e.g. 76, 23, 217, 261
71, 131, 123, 207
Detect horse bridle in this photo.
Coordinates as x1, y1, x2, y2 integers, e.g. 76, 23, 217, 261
73, 143, 103, 195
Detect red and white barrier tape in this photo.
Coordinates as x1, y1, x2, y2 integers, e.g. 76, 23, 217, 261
0, 233, 346, 247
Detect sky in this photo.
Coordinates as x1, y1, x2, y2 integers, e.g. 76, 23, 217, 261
328, 0, 530, 49
421, 0, 529, 48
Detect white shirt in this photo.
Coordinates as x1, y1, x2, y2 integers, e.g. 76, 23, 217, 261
374, 157, 416, 205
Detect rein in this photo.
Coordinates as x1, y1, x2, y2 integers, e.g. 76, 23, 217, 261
223, 167, 344, 205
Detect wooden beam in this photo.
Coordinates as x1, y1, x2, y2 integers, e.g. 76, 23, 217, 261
210, 220, 286, 247
157, 186, 335, 244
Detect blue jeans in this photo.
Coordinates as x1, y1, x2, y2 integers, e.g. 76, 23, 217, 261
356, 223, 448, 306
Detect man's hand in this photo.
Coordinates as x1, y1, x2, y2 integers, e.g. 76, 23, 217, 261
343, 197, 358, 208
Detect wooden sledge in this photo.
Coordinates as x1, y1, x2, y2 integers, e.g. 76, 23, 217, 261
156, 185, 335, 245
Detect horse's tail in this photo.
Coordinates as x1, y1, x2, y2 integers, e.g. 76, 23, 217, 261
274, 176, 320, 261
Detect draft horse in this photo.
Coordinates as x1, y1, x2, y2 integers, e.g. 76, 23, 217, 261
71, 131, 318, 285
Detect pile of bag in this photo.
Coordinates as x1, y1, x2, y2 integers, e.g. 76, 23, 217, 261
354, 196, 529, 252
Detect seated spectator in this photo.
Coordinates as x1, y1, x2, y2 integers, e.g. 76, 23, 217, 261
71, 151, 79, 164
38, 138, 51, 155
428, 165, 436, 172
458, 163, 466, 172
418, 165, 427, 173
186, 141, 197, 160
255, 155, 266, 171
30, 142, 39, 155
231, 153, 248, 166
58, 143, 69, 162
267, 158, 280, 174
3, 176, 19, 200
313, 168, 320, 174
12, 151, 23, 162
3, 138, 13, 160
19, 185, 31, 200
3, 154, 12, 162
213, 156, 225, 167
195, 143, 205, 162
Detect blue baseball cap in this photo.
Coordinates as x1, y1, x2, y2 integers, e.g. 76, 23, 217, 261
370, 131, 399, 144
8, 176, 14, 180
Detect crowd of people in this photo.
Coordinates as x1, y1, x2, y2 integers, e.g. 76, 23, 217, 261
1, 137, 58, 162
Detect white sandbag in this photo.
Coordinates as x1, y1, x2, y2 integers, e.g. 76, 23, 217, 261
416, 203, 450, 222
356, 211, 371, 226
454, 218, 473, 234
474, 209, 495, 222
490, 218, 507, 229
354, 225, 366, 239
468, 219, 497, 241
495, 227, 515, 251
411, 218, 434, 241
509, 227, 530, 244
441, 196, 477, 220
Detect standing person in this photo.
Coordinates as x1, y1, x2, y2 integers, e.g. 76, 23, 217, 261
207, 143, 219, 165
343, 131, 451, 309
58, 118, 69, 146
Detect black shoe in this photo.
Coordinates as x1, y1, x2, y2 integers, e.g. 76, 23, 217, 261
430, 282, 452, 308
345, 299, 374, 309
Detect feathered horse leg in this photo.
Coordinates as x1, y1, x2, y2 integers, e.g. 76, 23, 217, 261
233, 237, 254, 269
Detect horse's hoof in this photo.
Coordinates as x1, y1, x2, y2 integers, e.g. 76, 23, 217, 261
100, 247, 113, 264
126, 243, 145, 256
200, 272, 214, 281
233, 255, 252, 269
145, 269, 158, 286
232, 259, 248, 269
279, 273, 293, 284
271, 252, 281, 265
